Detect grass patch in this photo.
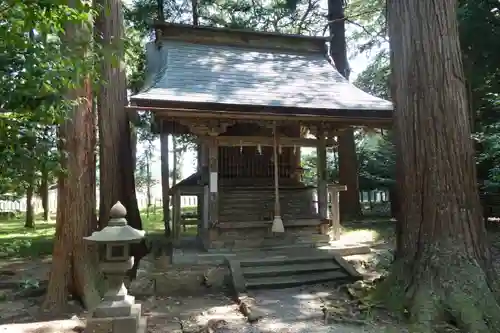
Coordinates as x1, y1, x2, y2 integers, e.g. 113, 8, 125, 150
342, 220, 396, 245
0, 219, 55, 258
0, 206, 199, 259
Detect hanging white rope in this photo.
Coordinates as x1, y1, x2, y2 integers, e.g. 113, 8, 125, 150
271, 122, 284, 233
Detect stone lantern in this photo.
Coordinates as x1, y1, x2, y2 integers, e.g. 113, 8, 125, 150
84, 201, 146, 333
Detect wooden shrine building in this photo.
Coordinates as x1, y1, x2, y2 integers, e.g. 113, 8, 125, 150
129, 22, 393, 251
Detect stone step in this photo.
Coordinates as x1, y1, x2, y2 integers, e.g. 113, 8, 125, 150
226, 250, 363, 293
242, 262, 341, 278
245, 270, 348, 289
238, 254, 334, 267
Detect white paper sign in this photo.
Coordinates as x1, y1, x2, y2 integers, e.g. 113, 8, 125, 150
210, 172, 218, 193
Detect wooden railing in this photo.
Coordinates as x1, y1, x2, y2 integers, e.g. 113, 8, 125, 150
219, 146, 291, 179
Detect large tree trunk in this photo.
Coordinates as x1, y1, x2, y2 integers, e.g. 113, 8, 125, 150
381, 0, 500, 331
43, 0, 100, 311
95, 0, 147, 278
40, 168, 49, 221
24, 178, 35, 228
327, 0, 361, 219
42, 7, 100, 308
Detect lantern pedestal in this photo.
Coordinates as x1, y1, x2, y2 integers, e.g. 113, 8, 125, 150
83, 202, 147, 333
86, 304, 146, 333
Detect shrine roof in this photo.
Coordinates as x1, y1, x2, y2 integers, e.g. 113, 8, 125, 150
130, 23, 392, 117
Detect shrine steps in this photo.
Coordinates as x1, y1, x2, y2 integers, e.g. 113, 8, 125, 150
227, 249, 362, 293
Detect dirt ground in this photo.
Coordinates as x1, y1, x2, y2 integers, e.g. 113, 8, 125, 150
0, 246, 401, 333
1, 226, 499, 332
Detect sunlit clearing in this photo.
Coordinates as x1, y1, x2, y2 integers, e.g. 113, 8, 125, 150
341, 228, 380, 244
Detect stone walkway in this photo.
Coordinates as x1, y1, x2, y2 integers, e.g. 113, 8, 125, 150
145, 284, 404, 333
238, 287, 401, 333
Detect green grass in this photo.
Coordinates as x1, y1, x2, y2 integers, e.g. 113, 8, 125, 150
342, 222, 396, 245
0, 219, 55, 258
0, 206, 396, 259
0, 206, 198, 259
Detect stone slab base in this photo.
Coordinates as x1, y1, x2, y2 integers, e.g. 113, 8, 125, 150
208, 226, 329, 250
129, 258, 230, 296
129, 243, 370, 297
317, 244, 371, 256
85, 304, 146, 333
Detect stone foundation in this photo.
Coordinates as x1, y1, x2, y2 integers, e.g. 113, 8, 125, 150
129, 255, 229, 296
207, 224, 329, 250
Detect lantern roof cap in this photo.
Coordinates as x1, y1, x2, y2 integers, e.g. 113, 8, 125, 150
84, 202, 145, 243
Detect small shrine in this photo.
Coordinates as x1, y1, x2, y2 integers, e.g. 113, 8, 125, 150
129, 22, 393, 251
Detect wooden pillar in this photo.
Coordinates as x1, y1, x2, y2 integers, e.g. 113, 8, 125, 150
292, 146, 301, 182
196, 139, 207, 236
328, 184, 347, 241
317, 127, 328, 219
338, 128, 361, 219
207, 136, 219, 228
160, 130, 171, 238
196, 143, 202, 171
172, 190, 181, 245
271, 122, 284, 232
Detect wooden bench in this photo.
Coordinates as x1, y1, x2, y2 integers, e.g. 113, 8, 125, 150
0, 211, 16, 220
181, 212, 199, 231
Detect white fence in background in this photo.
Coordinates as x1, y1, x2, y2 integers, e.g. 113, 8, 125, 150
0, 188, 389, 214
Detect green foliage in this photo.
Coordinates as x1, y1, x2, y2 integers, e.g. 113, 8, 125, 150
459, 0, 500, 190
348, 0, 500, 193
0, 0, 97, 198
354, 50, 390, 100
135, 139, 158, 193
345, 0, 387, 53
124, 25, 147, 94
301, 151, 339, 186
199, 0, 325, 34
358, 131, 395, 190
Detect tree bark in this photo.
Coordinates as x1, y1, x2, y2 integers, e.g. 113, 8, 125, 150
388, 184, 399, 219
380, 0, 500, 331
42, 4, 100, 308
191, 0, 199, 26
327, 0, 361, 219
25, 179, 35, 228
95, 0, 147, 278
40, 168, 49, 221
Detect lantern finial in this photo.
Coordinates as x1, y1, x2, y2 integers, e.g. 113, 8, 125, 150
110, 201, 127, 218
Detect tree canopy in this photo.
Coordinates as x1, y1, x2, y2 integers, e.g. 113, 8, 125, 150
0, 0, 95, 198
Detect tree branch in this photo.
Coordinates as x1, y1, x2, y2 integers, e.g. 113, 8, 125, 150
322, 13, 388, 43
296, 0, 315, 34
